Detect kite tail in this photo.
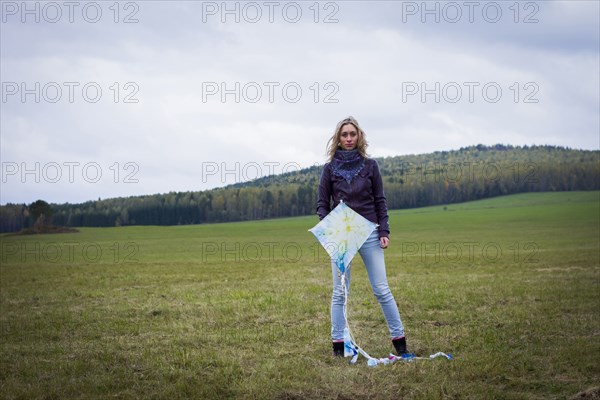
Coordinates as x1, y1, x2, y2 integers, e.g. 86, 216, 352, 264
340, 270, 454, 367
341, 271, 374, 364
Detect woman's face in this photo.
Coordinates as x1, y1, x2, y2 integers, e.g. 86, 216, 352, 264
339, 123, 358, 150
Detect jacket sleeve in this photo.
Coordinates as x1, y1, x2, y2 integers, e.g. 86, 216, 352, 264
316, 163, 332, 220
372, 160, 390, 238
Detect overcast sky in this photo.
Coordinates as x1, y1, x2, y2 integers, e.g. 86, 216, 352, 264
1, 0, 598, 205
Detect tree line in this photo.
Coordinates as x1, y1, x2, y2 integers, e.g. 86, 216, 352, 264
1, 145, 598, 232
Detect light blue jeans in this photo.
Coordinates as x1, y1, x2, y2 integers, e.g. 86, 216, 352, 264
331, 230, 405, 340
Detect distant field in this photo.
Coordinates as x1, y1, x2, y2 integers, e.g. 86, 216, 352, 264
1, 191, 598, 399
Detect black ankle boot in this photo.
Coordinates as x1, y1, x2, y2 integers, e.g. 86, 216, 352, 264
332, 341, 344, 357
392, 336, 408, 355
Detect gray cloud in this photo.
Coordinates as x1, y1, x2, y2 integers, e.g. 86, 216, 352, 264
1, 0, 598, 204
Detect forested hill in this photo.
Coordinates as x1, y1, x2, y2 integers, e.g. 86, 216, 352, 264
1, 145, 598, 232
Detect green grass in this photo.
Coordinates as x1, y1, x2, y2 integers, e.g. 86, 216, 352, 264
1, 191, 599, 399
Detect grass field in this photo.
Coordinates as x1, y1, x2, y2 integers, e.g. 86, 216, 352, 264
1, 191, 599, 399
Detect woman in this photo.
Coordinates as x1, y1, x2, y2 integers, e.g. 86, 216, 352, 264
316, 116, 409, 357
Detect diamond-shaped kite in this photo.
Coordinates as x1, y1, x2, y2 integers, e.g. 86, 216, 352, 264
309, 200, 377, 275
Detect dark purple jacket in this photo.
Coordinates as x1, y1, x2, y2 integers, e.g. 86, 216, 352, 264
316, 158, 390, 238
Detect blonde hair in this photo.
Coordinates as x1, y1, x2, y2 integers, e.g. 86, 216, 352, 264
326, 116, 369, 162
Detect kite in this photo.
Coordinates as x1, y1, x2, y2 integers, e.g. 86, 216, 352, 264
309, 200, 453, 366
309, 200, 377, 275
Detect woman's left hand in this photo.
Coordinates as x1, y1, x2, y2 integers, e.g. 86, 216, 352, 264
379, 237, 389, 249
